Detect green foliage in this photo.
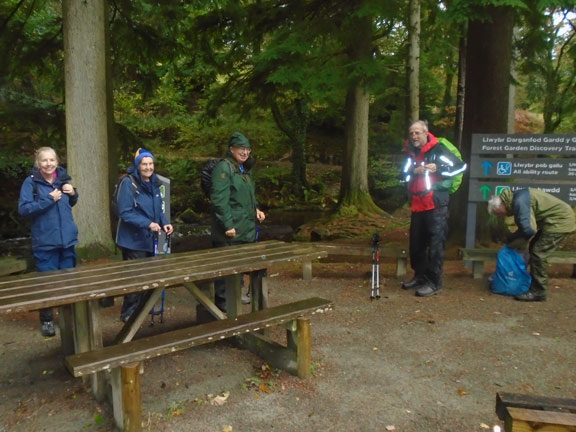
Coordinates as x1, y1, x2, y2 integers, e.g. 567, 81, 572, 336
368, 158, 406, 213
516, 6, 576, 132
0, 153, 33, 178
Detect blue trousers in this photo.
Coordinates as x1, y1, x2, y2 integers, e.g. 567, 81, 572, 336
34, 246, 77, 322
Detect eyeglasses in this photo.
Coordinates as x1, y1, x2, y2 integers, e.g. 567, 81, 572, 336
233, 147, 251, 152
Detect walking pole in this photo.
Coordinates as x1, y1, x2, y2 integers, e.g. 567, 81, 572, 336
370, 232, 381, 300
150, 232, 163, 325
157, 234, 170, 322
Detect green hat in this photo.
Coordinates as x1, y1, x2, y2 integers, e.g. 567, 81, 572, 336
228, 132, 250, 148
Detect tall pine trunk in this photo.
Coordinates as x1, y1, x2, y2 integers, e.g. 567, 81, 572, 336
408, 0, 420, 123
451, 5, 515, 245
63, 0, 113, 258
338, 6, 384, 216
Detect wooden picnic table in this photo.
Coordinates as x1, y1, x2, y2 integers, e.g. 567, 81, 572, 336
0, 240, 327, 354
0, 240, 332, 431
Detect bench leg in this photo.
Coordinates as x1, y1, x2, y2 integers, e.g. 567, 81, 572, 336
286, 318, 311, 379
396, 258, 407, 278
111, 363, 142, 432
472, 261, 484, 279
296, 318, 311, 379
58, 305, 75, 357
225, 274, 243, 318
302, 261, 312, 281
87, 300, 106, 402
250, 270, 269, 312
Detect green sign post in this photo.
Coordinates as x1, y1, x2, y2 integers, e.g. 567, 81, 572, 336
466, 134, 576, 249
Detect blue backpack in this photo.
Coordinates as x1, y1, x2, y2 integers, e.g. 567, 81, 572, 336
491, 246, 531, 296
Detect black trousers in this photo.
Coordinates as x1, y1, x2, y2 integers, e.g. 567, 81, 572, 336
120, 248, 153, 317
409, 206, 449, 289
212, 239, 247, 310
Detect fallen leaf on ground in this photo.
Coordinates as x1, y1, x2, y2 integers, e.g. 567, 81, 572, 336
457, 388, 468, 396
385, 426, 396, 431
209, 391, 230, 406
258, 384, 271, 393
222, 426, 233, 432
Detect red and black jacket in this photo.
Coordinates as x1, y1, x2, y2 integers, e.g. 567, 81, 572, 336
401, 133, 465, 212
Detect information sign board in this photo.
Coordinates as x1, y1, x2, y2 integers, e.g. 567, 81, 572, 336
472, 134, 576, 155
468, 179, 576, 204
470, 157, 576, 179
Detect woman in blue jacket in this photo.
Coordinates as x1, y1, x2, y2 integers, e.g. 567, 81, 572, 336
18, 147, 79, 337
116, 148, 173, 322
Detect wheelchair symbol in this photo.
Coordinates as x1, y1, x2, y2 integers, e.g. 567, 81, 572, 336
495, 186, 510, 196
496, 162, 512, 176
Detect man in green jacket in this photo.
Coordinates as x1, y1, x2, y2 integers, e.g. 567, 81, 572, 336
211, 132, 266, 311
488, 188, 575, 301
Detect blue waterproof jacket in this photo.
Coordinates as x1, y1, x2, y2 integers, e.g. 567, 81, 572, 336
18, 167, 79, 252
115, 166, 168, 253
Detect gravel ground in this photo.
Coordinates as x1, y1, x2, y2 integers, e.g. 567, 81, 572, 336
1, 259, 575, 432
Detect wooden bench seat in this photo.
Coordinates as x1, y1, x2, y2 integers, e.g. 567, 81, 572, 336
0, 256, 27, 276
496, 392, 576, 431
306, 243, 408, 279
66, 297, 333, 432
459, 248, 576, 279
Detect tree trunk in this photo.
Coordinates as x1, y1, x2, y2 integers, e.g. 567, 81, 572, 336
408, 0, 420, 123
338, 8, 384, 216
63, 0, 114, 258
270, 98, 309, 195
454, 29, 467, 148
451, 5, 515, 245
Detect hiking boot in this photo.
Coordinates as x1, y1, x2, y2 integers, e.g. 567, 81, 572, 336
41, 321, 56, 337
402, 277, 424, 290
415, 283, 442, 297
514, 291, 546, 302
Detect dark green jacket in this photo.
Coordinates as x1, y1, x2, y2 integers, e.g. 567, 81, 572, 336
210, 155, 258, 244
500, 187, 576, 238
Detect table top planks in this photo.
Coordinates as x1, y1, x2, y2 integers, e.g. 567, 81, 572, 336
0, 241, 327, 314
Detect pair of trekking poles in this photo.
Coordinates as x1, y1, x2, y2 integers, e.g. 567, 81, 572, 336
149, 232, 171, 325
370, 232, 381, 300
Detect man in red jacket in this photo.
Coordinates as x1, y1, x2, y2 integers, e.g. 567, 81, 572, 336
400, 120, 467, 297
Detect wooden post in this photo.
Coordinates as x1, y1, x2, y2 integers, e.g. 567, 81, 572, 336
58, 305, 75, 357
122, 363, 142, 432
396, 257, 407, 278
250, 270, 268, 312
296, 318, 311, 379
87, 299, 106, 402
225, 274, 242, 318
473, 261, 484, 279
302, 261, 312, 281
111, 363, 142, 432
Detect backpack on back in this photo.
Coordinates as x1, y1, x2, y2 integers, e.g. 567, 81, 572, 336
201, 158, 234, 198
437, 137, 464, 194
110, 174, 139, 243
491, 246, 531, 296
111, 174, 138, 217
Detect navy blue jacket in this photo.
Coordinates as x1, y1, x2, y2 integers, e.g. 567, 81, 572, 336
115, 166, 168, 253
18, 167, 79, 252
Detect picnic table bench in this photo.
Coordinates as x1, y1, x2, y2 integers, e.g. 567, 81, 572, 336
307, 242, 408, 279
459, 247, 576, 279
496, 392, 576, 431
0, 256, 27, 276
0, 240, 331, 432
